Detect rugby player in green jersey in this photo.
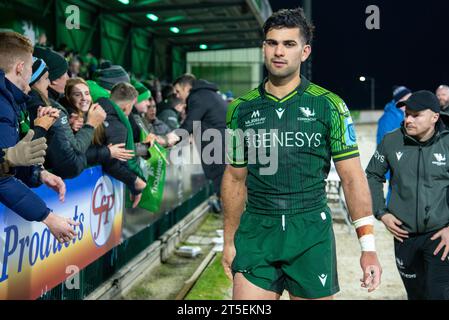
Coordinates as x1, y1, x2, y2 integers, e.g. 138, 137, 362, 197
221, 7, 382, 300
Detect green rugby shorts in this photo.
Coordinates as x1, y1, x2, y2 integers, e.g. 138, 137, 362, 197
231, 206, 339, 298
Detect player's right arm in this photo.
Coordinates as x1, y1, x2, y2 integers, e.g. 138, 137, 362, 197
221, 165, 247, 281
327, 93, 382, 292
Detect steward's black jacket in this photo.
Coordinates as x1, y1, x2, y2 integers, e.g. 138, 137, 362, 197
366, 118, 449, 233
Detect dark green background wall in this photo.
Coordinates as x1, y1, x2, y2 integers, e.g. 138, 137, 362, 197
0, 0, 186, 80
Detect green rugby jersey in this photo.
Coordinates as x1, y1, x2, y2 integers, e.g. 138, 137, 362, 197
226, 75, 359, 214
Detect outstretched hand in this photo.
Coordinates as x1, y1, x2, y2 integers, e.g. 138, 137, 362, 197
360, 251, 382, 292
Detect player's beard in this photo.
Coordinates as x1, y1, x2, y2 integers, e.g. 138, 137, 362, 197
265, 60, 300, 81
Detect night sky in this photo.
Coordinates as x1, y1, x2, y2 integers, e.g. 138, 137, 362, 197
268, 0, 449, 110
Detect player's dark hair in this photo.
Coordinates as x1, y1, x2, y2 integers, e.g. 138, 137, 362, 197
263, 7, 315, 45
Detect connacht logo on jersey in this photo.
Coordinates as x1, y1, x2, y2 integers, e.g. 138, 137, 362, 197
432, 153, 446, 166
396, 151, 403, 161
245, 110, 266, 127
275, 108, 286, 119
300, 107, 315, 118
298, 107, 317, 121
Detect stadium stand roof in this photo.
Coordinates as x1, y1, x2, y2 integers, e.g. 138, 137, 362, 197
88, 0, 271, 51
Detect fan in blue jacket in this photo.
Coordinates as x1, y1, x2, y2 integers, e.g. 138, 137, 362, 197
0, 31, 78, 244
376, 86, 412, 145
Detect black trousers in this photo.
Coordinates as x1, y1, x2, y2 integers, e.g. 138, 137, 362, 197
212, 173, 223, 197
394, 232, 449, 300
203, 162, 225, 197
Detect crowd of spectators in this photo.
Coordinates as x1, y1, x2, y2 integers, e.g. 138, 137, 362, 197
0, 30, 232, 243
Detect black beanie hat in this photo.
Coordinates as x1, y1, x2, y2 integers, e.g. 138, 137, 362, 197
93, 61, 130, 91
33, 46, 68, 81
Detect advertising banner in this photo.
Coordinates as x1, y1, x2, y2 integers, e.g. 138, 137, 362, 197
0, 166, 123, 299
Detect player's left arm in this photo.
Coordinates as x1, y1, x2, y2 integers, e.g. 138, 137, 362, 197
335, 151, 382, 293
328, 94, 382, 292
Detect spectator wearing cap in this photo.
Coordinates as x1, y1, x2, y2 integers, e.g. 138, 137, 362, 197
29, 57, 48, 88
33, 46, 69, 103
27, 58, 61, 139
377, 85, 412, 145
366, 91, 449, 300
436, 84, 449, 112
27, 51, 106, 179
29, 58, 50, 109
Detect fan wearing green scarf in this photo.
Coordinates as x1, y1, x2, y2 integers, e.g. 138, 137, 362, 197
108, 83, 145, 178
87, 80, 147, 208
